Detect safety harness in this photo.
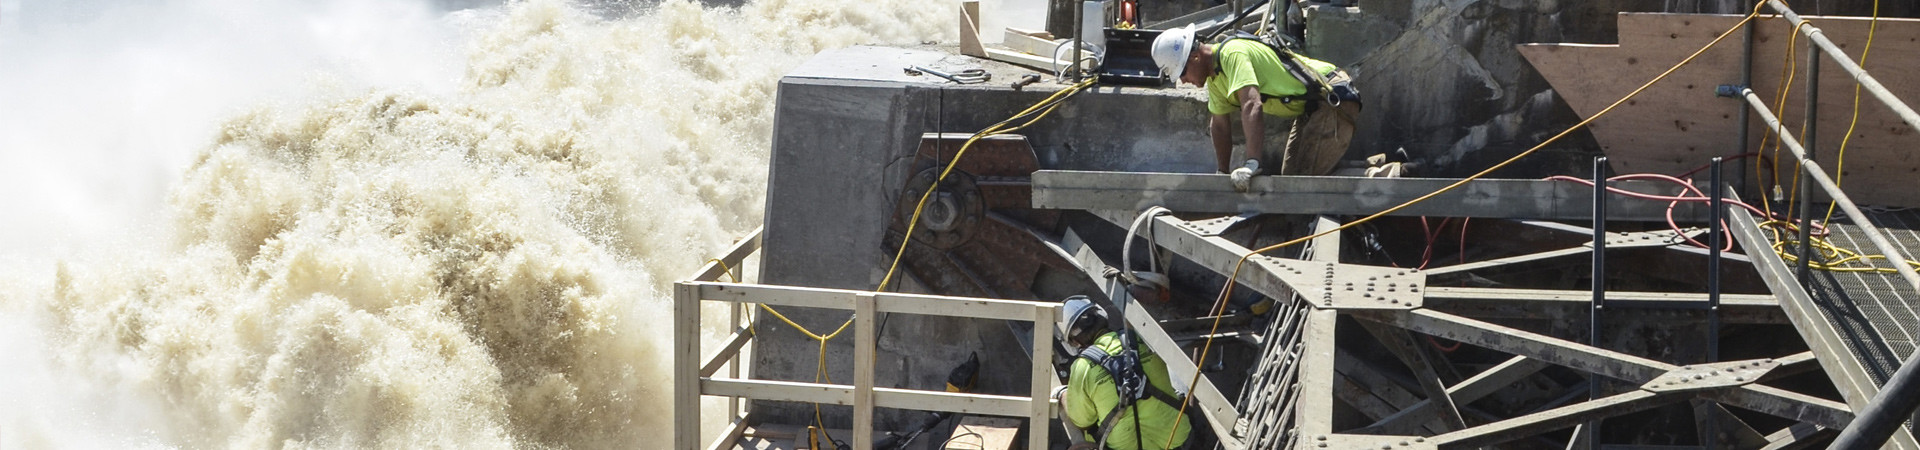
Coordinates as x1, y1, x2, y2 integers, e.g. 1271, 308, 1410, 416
1082, 332, 1185, 450
1214, 31, 1362, 115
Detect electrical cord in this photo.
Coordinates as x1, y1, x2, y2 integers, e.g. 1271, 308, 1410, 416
1159, 3, 1774, 446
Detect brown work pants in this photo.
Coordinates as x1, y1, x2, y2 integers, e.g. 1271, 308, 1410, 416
1277, 71, 1359, 176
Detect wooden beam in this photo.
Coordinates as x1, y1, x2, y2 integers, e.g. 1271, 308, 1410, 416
700, 323, 757, 378
689, 226, 761, 282
700, 378, 1048, 418
960, 1, 985, 57
675, 283, 702, 450
853, 293, 876, 450
690, 282, 1046, 321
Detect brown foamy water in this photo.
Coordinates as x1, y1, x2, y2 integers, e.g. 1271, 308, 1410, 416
0, 0, 947, 447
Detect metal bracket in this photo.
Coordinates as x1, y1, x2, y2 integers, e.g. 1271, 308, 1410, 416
1642, 358, 1783, 393
1303, 434, 1435, 450
1596, 228, 1705, 249
1177, 213, 1256, 237
1251, 256, 1426, 310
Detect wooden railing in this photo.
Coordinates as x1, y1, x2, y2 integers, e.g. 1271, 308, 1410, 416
672, 227, 1061, 450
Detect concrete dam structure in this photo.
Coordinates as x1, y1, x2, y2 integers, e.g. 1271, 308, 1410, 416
674, 1, 1920, 449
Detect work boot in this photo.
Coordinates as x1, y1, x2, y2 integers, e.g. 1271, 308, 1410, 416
1230, 159, 1261, 192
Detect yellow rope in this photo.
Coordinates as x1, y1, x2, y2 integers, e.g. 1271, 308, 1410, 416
1163, 3, 1772, 446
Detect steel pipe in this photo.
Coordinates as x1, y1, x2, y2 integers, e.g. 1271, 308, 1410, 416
1739, 89, 1920, 293
1765, 0, 1920, 138
1737, 14, 1755, 194
1740, 87, 1920, 449
1588, 156, 1608, 447
1797, 46, 1818, 284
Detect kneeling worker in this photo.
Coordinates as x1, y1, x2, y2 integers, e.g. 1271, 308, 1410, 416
1059, 296, 1190, 449
1150, 25, 1361, 191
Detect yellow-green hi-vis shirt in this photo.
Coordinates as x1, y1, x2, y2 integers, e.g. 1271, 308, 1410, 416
1204, 39, 1339, 119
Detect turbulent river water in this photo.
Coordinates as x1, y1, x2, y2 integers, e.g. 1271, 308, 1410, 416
0, 0, 946, 447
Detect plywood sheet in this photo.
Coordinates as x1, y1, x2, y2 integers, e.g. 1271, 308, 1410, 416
1520, 13, 1920, 207
945, 416, 1021, 450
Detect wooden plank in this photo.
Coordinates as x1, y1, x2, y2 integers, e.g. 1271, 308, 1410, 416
690, 282, 1047, 321
699, 323, 756, 378
948, 416, 1023, 450
1028, 304, 1054, 450
961, 1, 985, 57
689, 227, 761, 282
985, 47, 1070, 72
675, 283, 703, 450
1003, 28, 1063, 56
701, 378, 1044, 417
1519, 13, 1920, 207
704, 416, 751, 450
853, 294, 876, 450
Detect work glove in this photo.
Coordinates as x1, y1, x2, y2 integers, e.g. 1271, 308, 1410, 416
1230, 159, 1261, 192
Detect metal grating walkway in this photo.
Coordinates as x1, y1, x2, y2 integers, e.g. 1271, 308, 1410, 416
1805, 208, 1920, 385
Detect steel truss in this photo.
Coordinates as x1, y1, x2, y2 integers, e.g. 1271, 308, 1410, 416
1029, 175, 1881, 449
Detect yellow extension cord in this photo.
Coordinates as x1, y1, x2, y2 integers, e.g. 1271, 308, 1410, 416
709, 77, 1101, 438
702, 1, 1905, 445
1164, 3, 1779, 446
1755, 0, 1910, 274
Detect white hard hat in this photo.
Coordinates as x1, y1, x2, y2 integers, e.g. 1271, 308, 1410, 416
1060, 296, 1108, 353
1151, 25, 1198, 81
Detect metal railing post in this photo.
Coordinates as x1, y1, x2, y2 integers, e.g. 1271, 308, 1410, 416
1072, 0, 1084, 82
1709, 157, 1723, 362
1797, 44, 1820, 284
1588, 156, 1608, 446
1706, 157, 1724, 450
1765, 0, 1920, 135
1737, 15, 1755, 196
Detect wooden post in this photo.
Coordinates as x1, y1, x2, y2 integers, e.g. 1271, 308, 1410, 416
960, 1, 986, 57
854, 293, 877, 449
1030, 304, 1057, 450
674, 283, 701, 450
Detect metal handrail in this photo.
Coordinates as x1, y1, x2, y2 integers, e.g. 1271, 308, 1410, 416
1764, 1, 1920, 136
1737, 89, 1920, 298
1740, 4, 1920, 446
1737, 6, 1920, 295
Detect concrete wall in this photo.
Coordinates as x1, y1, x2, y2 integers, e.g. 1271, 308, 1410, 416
755, 46, 1252, 429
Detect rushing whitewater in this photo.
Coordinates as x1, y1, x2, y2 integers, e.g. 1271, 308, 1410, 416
0, 0, 947, 447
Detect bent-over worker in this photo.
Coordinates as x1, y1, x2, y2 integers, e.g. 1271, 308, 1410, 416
1150, 25, 1362, 191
